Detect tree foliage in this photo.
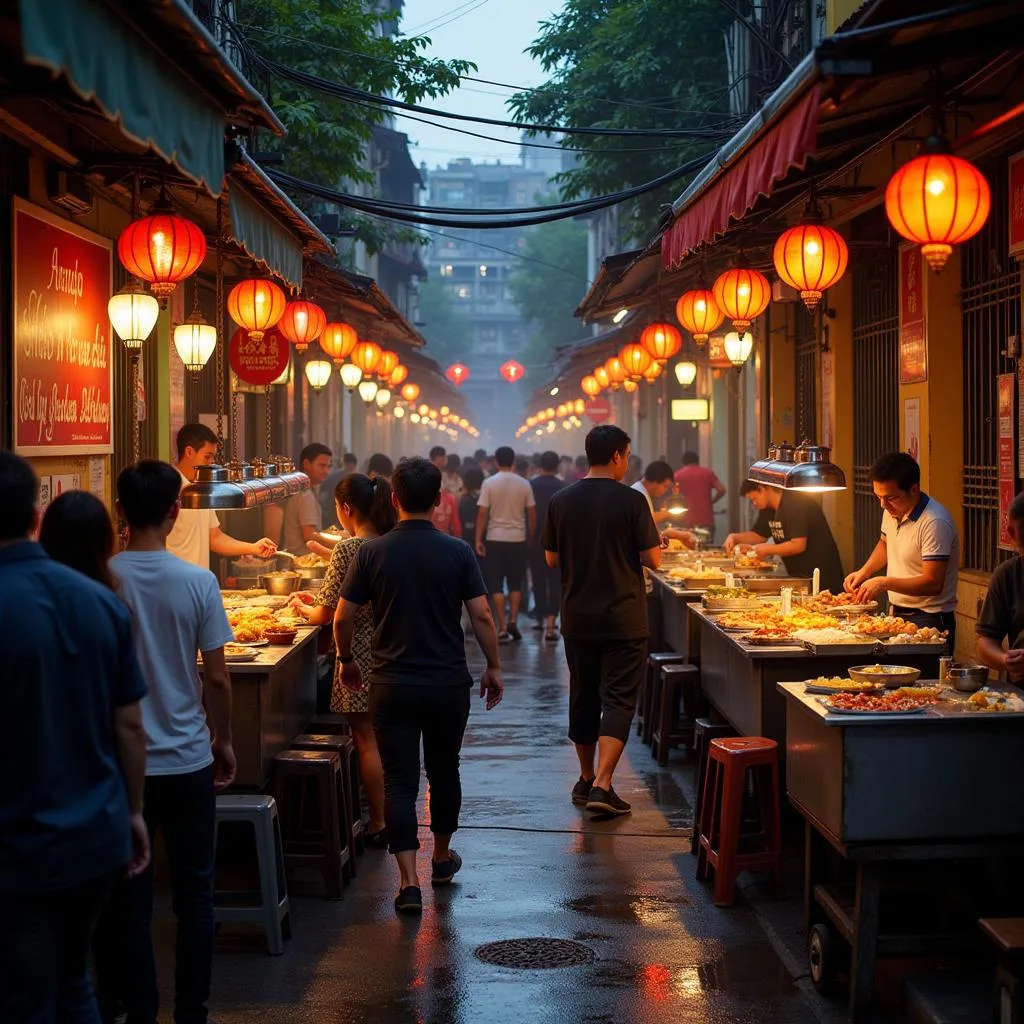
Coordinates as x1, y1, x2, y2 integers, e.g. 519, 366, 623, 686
235, 0, 474, 252
509, 216, 590, 381
508, 0, 735, 240
416, 277, 472, 367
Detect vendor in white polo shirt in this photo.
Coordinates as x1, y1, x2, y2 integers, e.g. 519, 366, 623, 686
844, 451, 959, 651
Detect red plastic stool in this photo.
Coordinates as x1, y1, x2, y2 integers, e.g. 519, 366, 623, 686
695, 736, 782, 907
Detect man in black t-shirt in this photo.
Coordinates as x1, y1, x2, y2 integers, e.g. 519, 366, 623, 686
977, 492, 1024, 681
543, 426, 662, 818
530, 450, 566, 641
337, 457, 504, 915
724, 480, 844, 594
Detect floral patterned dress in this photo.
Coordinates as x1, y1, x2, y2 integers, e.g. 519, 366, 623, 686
318, 535, 373, 714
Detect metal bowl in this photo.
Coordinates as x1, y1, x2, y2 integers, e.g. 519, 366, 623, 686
848, 664, 922, 689
947, 664, 988, 692
256, 571, 301, 596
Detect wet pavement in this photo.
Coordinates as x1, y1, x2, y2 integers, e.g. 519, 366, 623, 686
151, 632, 831, 1023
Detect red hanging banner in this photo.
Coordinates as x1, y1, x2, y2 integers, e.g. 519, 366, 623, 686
998, 372, 1016, 550
13, 198, 113, 456
898, 243, 927, 385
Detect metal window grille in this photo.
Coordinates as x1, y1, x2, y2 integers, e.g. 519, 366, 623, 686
795, 306, 818, 443
851, 213, 900, 568
961, 157, 1020, 573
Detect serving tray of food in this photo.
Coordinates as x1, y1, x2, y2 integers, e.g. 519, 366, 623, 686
820, 690, 937, 715
803, 677, 885, 695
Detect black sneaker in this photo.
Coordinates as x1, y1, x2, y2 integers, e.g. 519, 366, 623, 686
507, 622, 522, 641
571, 776, 595, 806
431, 850, 463, 886
586, 786, 632, 816
366, 828, 389, 850
395, 885, 423, 914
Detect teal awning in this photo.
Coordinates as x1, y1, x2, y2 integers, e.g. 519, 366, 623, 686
20, 0, 225, 194
229, 181, 305, 290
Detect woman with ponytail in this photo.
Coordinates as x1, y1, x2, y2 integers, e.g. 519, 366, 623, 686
292, 473, 396, 846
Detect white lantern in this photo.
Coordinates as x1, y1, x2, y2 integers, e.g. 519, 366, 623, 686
410, 412, 421, 423
394, 405, 406, 419
304, 358, 332, 393
358, 379, 379, 404
109, 280, 160, 353
173, 310, 217, 378
723, 331, 754, 367
674, 360, 698, 387
375, 387, 392, 408
340, 363, 363, 391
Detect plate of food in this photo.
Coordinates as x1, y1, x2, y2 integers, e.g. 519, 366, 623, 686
850, 615, 915, 639
884, 626, 948, 646
746, 626, 797, 645
948, 688, 1024, 713
803, 676, 885, 695
715, 611, 773, 632
223, 644, 259, 663
785, 608, 844, 631
733, 555, 777, 571
227, 607, 279, 644
847, 664, 922, 688
821, 691, 935, 715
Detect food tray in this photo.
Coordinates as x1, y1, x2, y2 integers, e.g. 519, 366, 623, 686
745, 635, 800, 646
701, 598, 764, 611
667, 577, 727, 591
882, 640, 949, 654
232, 639, 270, 648
804, 682, 885, 695
744, 576, 811, 594
821, 701, 930, 716
800, 640, 879, 657
224, 652, 259, 663
822, 603, 879, 616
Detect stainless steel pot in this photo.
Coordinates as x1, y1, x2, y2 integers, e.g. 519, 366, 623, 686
256, 571, 301, 596
947, 664, 988, 692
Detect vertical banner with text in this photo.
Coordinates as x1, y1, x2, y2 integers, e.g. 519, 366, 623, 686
898, 243, 927, 384
13, 198, 113, 456
998, 372, 1016, 550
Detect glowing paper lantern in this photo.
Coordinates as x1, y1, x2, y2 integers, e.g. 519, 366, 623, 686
446, 363, 470, 386
352, 340, 382, 376
377, 349, 400, 380
401, 382, 421, 403
674, 360, 697, 387
581, 374, 601, 397
639, 322, 682, 364
619, 342, 653, 379
885, 149, 990, 271
773, 224, 848, 311
319, 321, 358, 365
278, 299, 327, 352
227, 279, 287, 342
500, 360, 525, 383
604, 356, 627, 390
593, 366, 611, 390
390, 364, 408, 387
304, 358, 332, 393
676, 288, 723, 346
712, 267, 770, 331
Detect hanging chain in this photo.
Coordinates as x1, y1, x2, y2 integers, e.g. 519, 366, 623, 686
215, 197, 225, 461
264, 385, 273, 457
131, 357, 141, 463
232, 390, 241, 462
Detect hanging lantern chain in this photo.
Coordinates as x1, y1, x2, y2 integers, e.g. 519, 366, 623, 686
215, 198, 225, 461
264, 385, 273, 457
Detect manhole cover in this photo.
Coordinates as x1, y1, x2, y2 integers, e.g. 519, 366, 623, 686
474, 938, 596, 969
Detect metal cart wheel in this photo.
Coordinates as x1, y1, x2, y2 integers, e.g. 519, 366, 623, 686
809, 922, 838, 993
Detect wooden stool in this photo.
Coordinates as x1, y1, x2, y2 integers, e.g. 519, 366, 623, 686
690, 717, 736, 856
309, 713, 352, 737
272, 750, 350, 899
213, 795, 291, 955
640, 652, 684, 741
696, 736, 782, 907
291, 734, 365, 865
652, 663, 700, 766
980, 917, 1024, 1023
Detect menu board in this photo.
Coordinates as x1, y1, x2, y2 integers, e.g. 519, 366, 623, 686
12, 198, 113, 455
898, 243, 927, 385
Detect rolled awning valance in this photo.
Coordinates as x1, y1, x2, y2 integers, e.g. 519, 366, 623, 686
20, 0, 226, 194
228, 180, 305, 291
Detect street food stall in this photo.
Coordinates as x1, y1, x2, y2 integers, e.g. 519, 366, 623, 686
777, 680, 1024, 1019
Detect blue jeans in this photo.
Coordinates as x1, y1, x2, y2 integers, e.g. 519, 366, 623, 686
94, 766, 215, 1024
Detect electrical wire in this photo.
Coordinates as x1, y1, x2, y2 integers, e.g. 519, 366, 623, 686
404, 0, 491, 34
419, 226, 590, 282
267, 148, 712, 227
413, 0, 492, 34
238, 24, 738, 119
254, 55, 739, 139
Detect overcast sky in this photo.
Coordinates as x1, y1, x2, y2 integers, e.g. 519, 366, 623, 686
399, 0, 560, 170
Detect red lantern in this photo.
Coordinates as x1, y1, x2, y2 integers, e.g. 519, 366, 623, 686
320, 322, 358, 365
712, 267, 770, 331
581, 374, 600, 397
389, 364, 409, 387
401, 382, 420, 403
227, 279, 287, 343
446, 362, 470, 386
773, 224, 849, 311
117, 196, 206, 306
639, 322, 682, 364
885, 149, 990, 271
377, 349, 400, 380
604, 356, 627, 390
352, 340, 382, 376
500, 360, 524, 383
619, 342, 652, 379
676, 288, 723, 346
277, 299, 327, 353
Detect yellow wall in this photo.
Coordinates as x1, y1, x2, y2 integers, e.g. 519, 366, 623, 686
768, 304, 796, 444
827, 0, 863, 32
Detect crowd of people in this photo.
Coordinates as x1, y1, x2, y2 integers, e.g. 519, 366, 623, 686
6, 416, 993, 1022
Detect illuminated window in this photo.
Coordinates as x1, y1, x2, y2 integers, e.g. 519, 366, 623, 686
440, 264, 453, 277
456, 286, 469, 299
479, 264, 488, 277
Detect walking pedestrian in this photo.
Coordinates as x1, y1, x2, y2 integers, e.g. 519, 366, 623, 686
476, 445, 536, 642
0, 453, 149, 1024
335, 457, 503, 915
529, 450, 565, 641
429, 446, 462, 537
543, 426, 661, 817
443, 454, 465, 497
291, 473, 397, 846
94, 460, 236, 1024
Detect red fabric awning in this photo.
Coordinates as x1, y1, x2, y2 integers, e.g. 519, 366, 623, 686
661, 84, 821, 270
